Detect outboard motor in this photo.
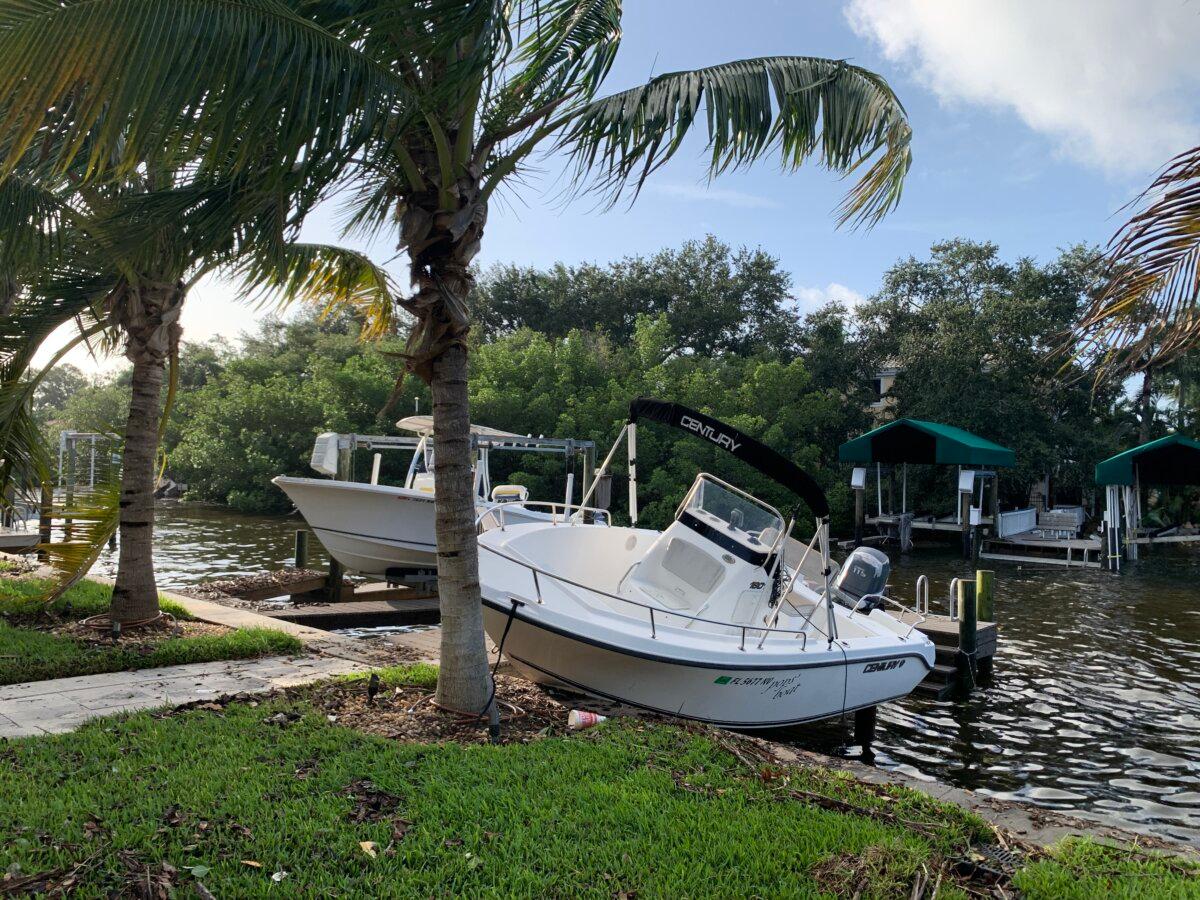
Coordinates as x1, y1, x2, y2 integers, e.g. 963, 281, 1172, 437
834, 546, 891, 613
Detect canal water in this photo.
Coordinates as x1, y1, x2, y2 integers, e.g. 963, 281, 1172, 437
875, 549, 1200, 845
100, 503, 1200, 843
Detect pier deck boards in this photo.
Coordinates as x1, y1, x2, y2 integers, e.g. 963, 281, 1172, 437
261, 593, 440, 630
980, 533, 1102, 568
893, 610, 997, 699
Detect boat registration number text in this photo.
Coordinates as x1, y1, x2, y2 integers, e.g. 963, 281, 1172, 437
713, 674, 801, 699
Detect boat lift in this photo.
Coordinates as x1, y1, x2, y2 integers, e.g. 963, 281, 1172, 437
309, 417, 598, 507
1095, 433, 1200, 572
838, 418, 1014, 558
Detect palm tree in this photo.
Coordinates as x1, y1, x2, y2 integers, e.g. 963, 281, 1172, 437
1076, 146, 1200, 373
0, 148, 392, 622
0, 0, 914, 711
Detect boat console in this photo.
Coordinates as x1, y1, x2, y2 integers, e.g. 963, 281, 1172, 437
620, 475, 786, 625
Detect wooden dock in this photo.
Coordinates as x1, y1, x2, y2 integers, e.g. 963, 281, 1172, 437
979, 534, 1101, 568
895, 610, 997, 700
261, 593, 440, 630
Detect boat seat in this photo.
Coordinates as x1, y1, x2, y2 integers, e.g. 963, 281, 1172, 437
491, 484, 529, 503
625, 530, 725, 614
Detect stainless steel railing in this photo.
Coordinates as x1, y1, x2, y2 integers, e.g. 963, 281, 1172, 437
845, 591, 927, 639
477, 500, 612, 532
475, 538, 817, 651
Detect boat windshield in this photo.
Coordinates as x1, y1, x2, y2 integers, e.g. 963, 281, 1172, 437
682, 475, 784, 546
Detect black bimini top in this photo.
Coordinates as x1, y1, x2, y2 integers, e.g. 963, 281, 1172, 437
629, 398, 830, 519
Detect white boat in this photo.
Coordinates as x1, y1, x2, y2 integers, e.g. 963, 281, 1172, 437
273, 417, 599, 581
477, 398, 935, 729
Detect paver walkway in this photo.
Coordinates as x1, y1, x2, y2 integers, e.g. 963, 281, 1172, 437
0, 654, 368, 738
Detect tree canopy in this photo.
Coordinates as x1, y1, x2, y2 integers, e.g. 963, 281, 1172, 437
471, 235, 800, 356
40, 238, 1179, 530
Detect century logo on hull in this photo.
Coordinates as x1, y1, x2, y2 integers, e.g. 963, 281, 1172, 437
680, 415, 741, 452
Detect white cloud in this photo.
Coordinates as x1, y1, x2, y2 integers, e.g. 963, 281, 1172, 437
647, 181, 781, 209
846, 0, 1200, 174
794, 282, 865, 312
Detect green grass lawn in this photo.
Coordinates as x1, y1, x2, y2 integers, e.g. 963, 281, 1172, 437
1, 665, 1195, 898
0, 578, 302, 685
0, 577, 192, 622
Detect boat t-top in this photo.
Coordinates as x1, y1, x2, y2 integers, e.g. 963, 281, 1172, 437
477, 398, 935, 729
274, 416, 598, 583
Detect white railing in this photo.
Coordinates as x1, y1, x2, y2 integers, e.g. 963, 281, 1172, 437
996, 507, 1037, 538
476, 501, 612, 532
846, 591, 926, 639
476, 539, 823, 652
916, 575, 929, 615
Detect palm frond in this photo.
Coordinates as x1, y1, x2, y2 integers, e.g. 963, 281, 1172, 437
0, 0, 404, 184
557, 56, 912, 227
495, 0, 622, 120
37, 476, 122, 601
0, 173, 69, 268
1075, 145, 1200, 372
237, 242, 401, 340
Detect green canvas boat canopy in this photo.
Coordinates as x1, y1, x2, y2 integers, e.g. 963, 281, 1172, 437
839, 418, 1015, 468
1094, 433, 1200, 486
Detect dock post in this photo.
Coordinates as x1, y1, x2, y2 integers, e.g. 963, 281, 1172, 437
975, 569, 995, 621
326, 557, 345, 602
64, 442, 76, 541
37, 482, 52, 559
976, 568, 995, 680
853, 705, 877, 751
853, 487, 864, 548
294, 530, 309, 569
957, 580, 978, 690
959, 491, 971, 560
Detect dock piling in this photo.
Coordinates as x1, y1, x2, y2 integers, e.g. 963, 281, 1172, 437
957, 580, 978, 689
853, 705, 877, 751
975, 569, 995, 621
38, 482, 52, 545
294, 530, 309, 569
326, 557, 345, 603
853, 486, 864, 548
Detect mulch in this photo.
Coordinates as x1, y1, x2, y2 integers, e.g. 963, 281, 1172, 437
54, 618, 230, 648
295, 673, 580, 745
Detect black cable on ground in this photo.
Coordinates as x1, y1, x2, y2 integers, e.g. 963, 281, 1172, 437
479, 597, 521, 742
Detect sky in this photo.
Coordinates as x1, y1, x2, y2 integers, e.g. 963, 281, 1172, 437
43, 0, 1200, 374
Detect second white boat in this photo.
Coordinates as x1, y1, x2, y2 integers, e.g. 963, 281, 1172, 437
274, 417, 600, 581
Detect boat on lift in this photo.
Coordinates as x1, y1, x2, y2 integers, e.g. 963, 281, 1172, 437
274, 416, 599, 582
477, 398, 934, 729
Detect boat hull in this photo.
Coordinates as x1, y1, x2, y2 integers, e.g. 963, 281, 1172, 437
273, 476, 552, 577
482, 598, 929, 729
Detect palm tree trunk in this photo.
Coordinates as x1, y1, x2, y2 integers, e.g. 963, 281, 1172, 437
110, 281, 184, 624
111, 353, 164, 622
399, 172, 492, 714
430, 341, 492, 714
